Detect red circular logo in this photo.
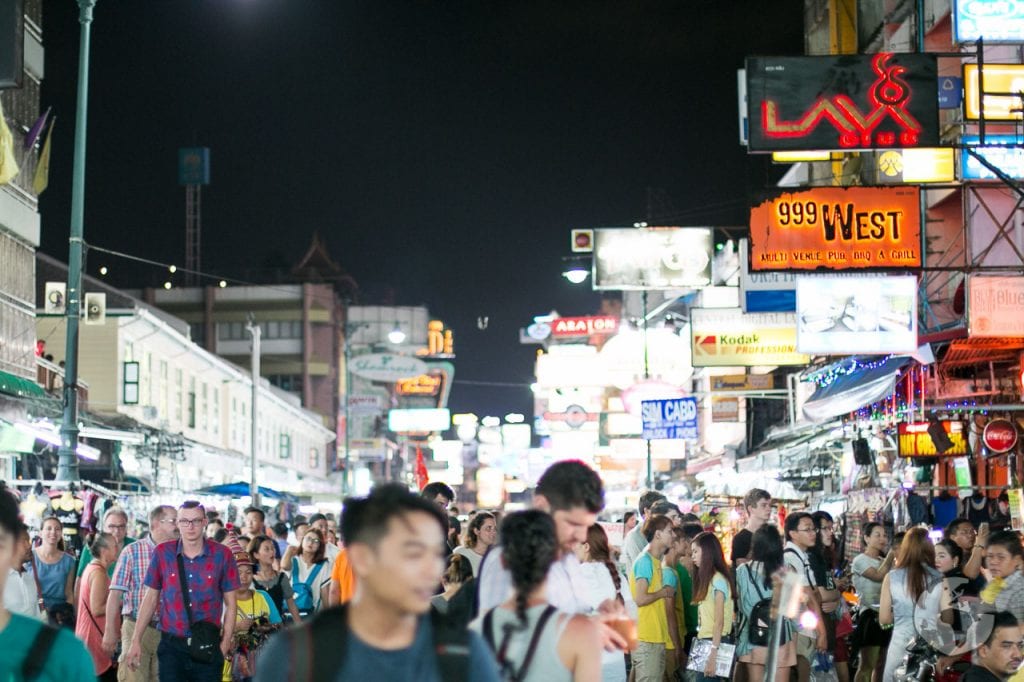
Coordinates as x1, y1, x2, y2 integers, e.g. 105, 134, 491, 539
983, 419, 1018, 454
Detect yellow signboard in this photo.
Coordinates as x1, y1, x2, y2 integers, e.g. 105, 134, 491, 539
690, 309, 810, 368
964, 64, 1024, 120
876, 148, 955, 183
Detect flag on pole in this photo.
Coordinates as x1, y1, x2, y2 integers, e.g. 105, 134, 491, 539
415, 446, 429, 490
0, 100, 20, 185
23, 106, 51, 151
33, 116, 54, 195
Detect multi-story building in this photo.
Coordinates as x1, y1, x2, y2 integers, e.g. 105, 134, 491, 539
0, 1, 45, 479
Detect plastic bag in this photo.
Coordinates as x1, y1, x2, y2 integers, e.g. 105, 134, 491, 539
809, 652, 839, 682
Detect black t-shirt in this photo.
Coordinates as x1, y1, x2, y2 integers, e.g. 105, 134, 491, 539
808, 549, 836, 591
732, 529, 753, 564
962, 665, 1002, 682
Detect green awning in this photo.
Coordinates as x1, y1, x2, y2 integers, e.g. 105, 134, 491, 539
0, 370, 46, 399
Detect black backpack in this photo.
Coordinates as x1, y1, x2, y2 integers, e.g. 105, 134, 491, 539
286, 603, 470, 682
743, 563, 773, 647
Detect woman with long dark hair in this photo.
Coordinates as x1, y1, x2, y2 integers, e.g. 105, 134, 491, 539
575, 523, 632, 681
736, 525, 794, 682
289, 528, 331, 616
33, 515, 75, 626
249, 534, 302, 622
879, 527, 941, 682
474, 510, 602, 681
691, 532, 735, 682
454, 511, 497, 576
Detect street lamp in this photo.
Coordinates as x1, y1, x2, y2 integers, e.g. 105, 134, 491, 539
57, 0, 99, 481
387, 324, 406, 345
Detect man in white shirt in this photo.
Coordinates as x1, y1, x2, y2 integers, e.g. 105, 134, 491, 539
477, 460, 627, 650
2, 523, 42, 619
619, 491, 667, 578
783, 512, 828, 682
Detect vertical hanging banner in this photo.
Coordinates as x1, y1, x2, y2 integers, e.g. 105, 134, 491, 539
745, 53, 939, 152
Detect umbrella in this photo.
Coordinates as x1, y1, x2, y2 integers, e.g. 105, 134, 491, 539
194, 481, 299, 504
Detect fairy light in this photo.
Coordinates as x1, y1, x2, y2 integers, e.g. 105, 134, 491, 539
804, 355, 896, 389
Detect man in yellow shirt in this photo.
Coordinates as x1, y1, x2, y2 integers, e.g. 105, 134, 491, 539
630, 515, 676, 682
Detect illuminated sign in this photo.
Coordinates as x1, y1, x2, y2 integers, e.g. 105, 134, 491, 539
387, 408, 451, 433
898, 421, 969, 457
961, 135, 1024, 180
690, 308, 810, 367
983, 419, 1018, 454
350, 353, 428, 383
593, 228, 712, 290
955, 0, 1024, 43
551, 315, 619, 338
749, 186, 922, 271
963, 64, 1024, 120
875, 148, 955, 184
711, 374, 773, 391
772, 151, 832, 162
420, 320, 454, 357
746, 53, 939, 151
796, 276, 918, 355
969, 276, 1024, 336
395, 374, 443, 397
641, 397, 699, 440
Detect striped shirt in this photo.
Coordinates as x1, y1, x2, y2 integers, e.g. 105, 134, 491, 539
110, 536, 157, 622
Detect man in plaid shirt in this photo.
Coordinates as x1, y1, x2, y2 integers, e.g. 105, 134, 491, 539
125, 501, 240, 682
102, 505, 178, 681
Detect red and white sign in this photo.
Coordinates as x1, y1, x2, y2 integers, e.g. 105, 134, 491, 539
983, 419, 1019, 454
551, 315, 619, 338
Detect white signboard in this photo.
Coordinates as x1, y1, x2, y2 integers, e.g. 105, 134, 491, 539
387, 408, 451, 433
739, 238, 796, 312
969, 276, 1024, 336
593, 227, 712, 290
796, 276, 918, 354
347, 394, 385, 414
349, 353, 428, 382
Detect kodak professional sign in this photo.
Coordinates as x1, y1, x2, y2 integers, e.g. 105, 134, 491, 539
749, 186, 921, 271
690, 308, 810, 367
551, 315, 619, 338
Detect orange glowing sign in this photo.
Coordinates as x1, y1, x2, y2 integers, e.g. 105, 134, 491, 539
396, 374, 443, 397
749, 186, 921, 271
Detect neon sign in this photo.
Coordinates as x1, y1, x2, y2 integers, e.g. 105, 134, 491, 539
746, 54, 939, 152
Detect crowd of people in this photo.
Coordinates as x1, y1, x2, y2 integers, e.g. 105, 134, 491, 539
2, 470, 1024, 682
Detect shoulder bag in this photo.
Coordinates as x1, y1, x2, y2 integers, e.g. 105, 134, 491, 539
176, 553, 223, 664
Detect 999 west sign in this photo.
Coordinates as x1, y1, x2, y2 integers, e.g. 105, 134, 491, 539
749, 186, 921, 271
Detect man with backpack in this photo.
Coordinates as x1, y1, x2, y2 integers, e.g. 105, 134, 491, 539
783, 512, 829, 682
254, 484, 500, 681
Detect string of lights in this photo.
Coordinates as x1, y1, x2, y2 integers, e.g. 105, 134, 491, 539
803, 355, 897, 388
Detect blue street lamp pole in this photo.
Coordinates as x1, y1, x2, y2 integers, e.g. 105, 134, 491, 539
57, 0, 98, 481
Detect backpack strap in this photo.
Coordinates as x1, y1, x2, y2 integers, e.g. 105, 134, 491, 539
495, 605, 558, 682
430, 607, 471, 682
784, 547, 815, 587
288, 605, 348, 682
22, 623, 60, 680
747, 563, 767, 601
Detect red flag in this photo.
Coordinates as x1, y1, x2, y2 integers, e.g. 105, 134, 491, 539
415, 446, 429, 490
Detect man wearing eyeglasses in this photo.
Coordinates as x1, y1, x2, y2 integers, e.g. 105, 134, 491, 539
101, 505, 178, 681
124, 501, 240, 681
783, 512, 829, 682
74, 508, 135, 603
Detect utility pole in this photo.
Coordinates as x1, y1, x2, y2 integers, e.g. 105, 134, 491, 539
247, 319, 261, 506
57, 0, 98, 481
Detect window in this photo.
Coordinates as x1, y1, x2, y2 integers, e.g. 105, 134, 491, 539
309, 447, 320, 469
187, 376, 196, 429
200, 383, 208, 431
217, 322, 247, 341
279, 433, 292, 459
158, 360, 168, 418
174, 369, 183, 422
212, 387, 220, 436
268, 374, 303, 394
190, 323, 205, 346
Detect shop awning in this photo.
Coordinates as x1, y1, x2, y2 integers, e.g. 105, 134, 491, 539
0, 370, 45, 399
194, 481, 300, 504
802, 356, 912, 422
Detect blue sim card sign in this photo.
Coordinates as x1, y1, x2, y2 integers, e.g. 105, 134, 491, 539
641, 397, 699, 440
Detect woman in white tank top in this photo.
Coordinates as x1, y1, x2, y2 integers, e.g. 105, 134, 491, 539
472, 510, 603, 682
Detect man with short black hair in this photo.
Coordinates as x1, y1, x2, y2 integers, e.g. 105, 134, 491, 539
421, 481, 455, 511
255, 485, 500, 681
478, 460, 627, 650
242, 506, 266, 537
964, 611, 1022, 681
784, 511, 828, 682
621, 491, 667, 578
732, 488, 771, 566
649, 501, 681, 526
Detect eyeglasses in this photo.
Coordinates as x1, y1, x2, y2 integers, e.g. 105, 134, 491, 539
106, 524, 127, 530
304, 538, 321, 545
177, 518, 204, 527
158, 518, 177, 525
797, 527, 817, 533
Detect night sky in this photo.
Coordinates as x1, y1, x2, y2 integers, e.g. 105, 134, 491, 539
38, 1, 804, 419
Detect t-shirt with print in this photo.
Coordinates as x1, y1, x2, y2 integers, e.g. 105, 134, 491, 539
850, 553, 883, 610
631, 551, 670, 645
808, 550, 836, 591
696, 572, 734, 639
0, 612, 96, 682
253, 612, 500, 682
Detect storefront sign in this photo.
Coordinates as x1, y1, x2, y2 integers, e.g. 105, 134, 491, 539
875, 148, 955, 184
593, 228, 712, 290
641, 397, 699, 440
796, 276, 918, 354
1008, 489, 1024, 530
746, 53, 939, 151
690, 308, 810, 367
551, 315, 619, 338
739, 238, 796, 312
955, 0, 1024, 44
395, 374, 443, 397
711, 374, 774, 391
387, 408, 451, 433
347, 394, 384, 414
963, 64, 1024, 120
897, 421, 969, 457
542, 405, 596, 429
712, 397, 741, 422
961, 135, 1024, 180
749, 186, 922, 271
350, 353, 428, 383
969, 276, 1024, 336
983, 419, 1019, 454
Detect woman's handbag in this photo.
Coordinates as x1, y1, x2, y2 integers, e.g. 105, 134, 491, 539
686, 639, 736, 679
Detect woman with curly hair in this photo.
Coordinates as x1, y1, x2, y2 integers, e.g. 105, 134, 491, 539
474, 510, 602, 681
454, 511, 497, 576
